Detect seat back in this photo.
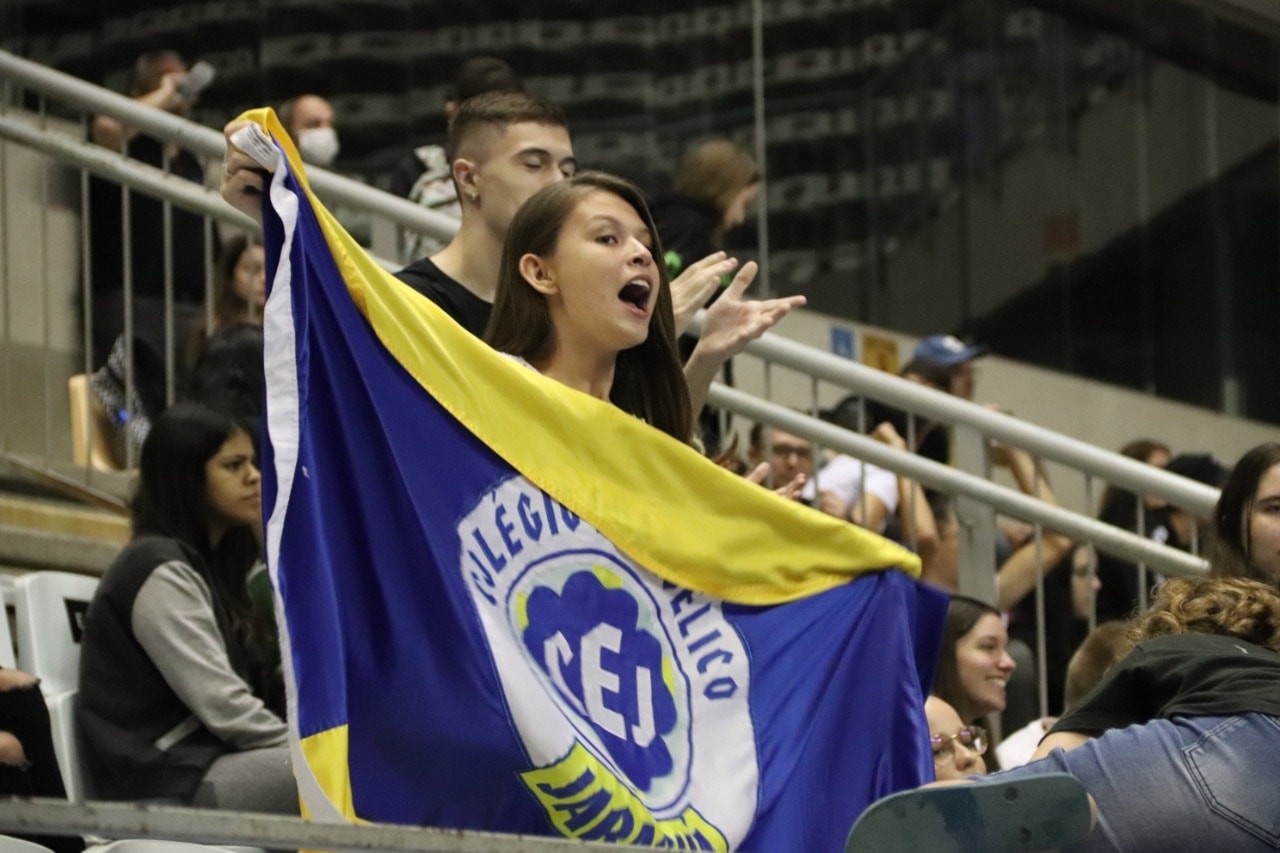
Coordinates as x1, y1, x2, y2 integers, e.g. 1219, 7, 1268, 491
0, 835, 55, 853
47, 689, 93, 802
68, 373, 122, 471
85, 842, 265, 853
14, 572, 100, 696
0, 585, 17, 670
846, 774, 1094, 853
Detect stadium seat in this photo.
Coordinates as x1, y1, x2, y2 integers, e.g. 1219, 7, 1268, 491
0, 835, 54, 853
14, 572, 99, 696
46, 689, 91, 802
68, 374, 121, 471
846, 774, 1094, 852
0, 585, 17, 670
85, 842, 265, 853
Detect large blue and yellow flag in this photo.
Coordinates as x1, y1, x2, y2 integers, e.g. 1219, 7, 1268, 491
243, 109, 947, 850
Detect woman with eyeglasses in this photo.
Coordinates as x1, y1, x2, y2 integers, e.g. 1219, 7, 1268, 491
925, 696, 988, 782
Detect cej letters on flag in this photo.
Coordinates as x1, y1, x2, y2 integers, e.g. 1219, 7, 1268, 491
239, 110, 947, 850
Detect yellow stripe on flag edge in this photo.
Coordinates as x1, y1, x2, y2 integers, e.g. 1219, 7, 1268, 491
238, 109, 920, 608
299, 726, 357, 823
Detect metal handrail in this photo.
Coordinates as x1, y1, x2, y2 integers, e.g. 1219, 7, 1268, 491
1, 46, 1221, 575
0, 48, 460, 242
699, 322, 1223, 518
0, 798, 630, 852
0, 111, 400, 272
707, 385, 1209, 579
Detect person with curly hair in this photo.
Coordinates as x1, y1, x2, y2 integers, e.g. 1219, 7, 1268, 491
982, 576, 1280, 851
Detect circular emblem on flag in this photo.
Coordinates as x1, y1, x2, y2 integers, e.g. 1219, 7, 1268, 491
515, 558, 686, 798
458, 475, 758, 845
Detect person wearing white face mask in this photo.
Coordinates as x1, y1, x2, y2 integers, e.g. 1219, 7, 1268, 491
280, 94, 340, 167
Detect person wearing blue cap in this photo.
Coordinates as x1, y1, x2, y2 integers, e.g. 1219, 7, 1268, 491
912, 335, 988, 401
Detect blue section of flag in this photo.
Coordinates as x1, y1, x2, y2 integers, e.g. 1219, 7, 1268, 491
261, 160, 946, 848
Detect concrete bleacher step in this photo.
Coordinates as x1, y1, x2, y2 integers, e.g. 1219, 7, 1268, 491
0, 493, 128, 576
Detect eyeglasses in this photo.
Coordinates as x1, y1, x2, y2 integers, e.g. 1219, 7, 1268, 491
930, 725, 988, 761
770, 443, 811, 458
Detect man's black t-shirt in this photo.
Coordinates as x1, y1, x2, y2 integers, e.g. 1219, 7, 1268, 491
394, 258, 491, 339
89, 134, 208, 303
1051, 633, 1280, 736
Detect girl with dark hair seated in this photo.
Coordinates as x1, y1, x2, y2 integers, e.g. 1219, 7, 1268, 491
78, 403, 295, 812
1212, 441, 1280, 586
987, 576, 1280, 851
186, 234, 266, 370
932, 595, 1017, 744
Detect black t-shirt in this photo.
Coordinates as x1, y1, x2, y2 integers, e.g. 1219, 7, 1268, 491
88, 134, 209, 303
394, 257, 491, 339
1009, 549, 1084, 716
651, 194, 719, 278
1051, 633, 1280, 736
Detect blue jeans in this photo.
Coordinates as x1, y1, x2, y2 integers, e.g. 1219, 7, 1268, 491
987, 714, 1280, 851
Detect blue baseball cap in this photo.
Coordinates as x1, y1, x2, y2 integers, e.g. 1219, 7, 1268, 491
912, 335, 988, 367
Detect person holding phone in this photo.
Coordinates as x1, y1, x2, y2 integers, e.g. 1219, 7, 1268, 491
87, 50, 218, 372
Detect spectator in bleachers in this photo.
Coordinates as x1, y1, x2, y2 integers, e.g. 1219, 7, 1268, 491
926, 695, 988, 782
88, 49, 213, 367
0, 669, 82, 852
88, 333, 167, 465
223, 110, 787, 435
744, 416, 930, 542
228, 89, 572, 336
484, 171, 692, 439
932, 595, 1016, 770
921, 445, 1073, 604
484, 169, 797, 456
987, 576, 1280, 850
279, 94, 339, 167
910, 335, 987, 402
1211, 441, 1280, 587
187, 323, 266, 444
1106, 452, 1229, 616
995, 620, 1129, 770
78, 403, 295, 813
653, 139, 761, 453
746, 423, 815, 504
897, 358, 958, 467
1092, 438, 1172, 622
816, 395, 938, 553
398, 90, 576, 337
1153, 453, 1228, 551
653, 139, 760, 281
186, 235, 265, 370
390, 56, 524, 261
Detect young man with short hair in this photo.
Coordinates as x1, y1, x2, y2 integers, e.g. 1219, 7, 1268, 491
393, 91, 576, 337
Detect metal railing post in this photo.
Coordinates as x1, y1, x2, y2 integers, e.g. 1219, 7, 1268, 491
952, 421, 997, 603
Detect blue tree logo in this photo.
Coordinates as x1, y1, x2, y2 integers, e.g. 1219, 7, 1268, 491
522, 571, 678, 791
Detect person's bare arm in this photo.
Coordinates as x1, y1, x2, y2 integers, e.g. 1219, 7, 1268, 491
996, 529, 1075, 610
866, 422, 939, 560
992, 445, 1075, 610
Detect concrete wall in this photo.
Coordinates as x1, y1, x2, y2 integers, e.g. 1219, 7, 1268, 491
0, 125, 84, 465
879, 56, 1279, 332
